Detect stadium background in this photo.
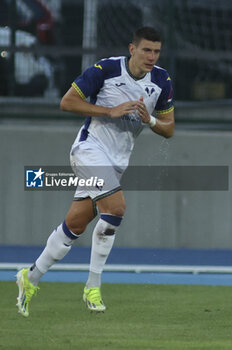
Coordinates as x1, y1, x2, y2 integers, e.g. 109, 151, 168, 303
1, 0, 232, 250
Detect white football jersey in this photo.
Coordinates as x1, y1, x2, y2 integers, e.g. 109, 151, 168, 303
71, 56, 174, 169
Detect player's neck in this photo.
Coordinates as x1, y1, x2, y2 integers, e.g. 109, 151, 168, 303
126, 57, 146, 80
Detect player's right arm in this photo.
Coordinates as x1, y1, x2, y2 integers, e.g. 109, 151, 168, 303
60, 86, 137, 118
60, 60, 137, 118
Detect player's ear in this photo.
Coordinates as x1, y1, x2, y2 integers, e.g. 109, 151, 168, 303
128, 43, 135, 56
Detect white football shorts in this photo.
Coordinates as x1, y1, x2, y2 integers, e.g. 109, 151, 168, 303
70, 142, 124, 201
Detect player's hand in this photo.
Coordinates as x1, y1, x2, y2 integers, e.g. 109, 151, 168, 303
108, 101, 137, 118
136, 96, 150, 124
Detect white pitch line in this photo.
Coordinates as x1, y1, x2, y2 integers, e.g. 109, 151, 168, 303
1, 263, 232, 274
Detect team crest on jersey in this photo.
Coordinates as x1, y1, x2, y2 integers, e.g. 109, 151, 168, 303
145, 87, 155, 96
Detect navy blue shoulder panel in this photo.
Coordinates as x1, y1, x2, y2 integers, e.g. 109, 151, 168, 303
150, 66, 170, 89
73, 57, 122, 99
97, 58, 122, 81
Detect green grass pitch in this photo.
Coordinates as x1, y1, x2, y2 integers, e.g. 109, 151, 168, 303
0, 281, 232, 349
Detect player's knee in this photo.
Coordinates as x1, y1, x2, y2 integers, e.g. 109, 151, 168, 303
65, 219, 87, 235
109, 203, 126, 217
109, 198, 126, 217
69, 224, 86, 235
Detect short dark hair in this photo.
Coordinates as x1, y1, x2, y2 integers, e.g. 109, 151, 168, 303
132, 26, 162, 45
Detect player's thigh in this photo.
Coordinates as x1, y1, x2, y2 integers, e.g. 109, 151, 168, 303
65, 198, 95, 234
96, 190, 126, 217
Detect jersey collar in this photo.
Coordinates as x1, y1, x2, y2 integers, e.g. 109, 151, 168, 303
125, 57, 147, 81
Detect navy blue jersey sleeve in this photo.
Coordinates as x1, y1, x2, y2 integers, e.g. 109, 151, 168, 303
155, 74, 174, 114
72, 58, 121, 100
72, 62, 105, 99
151, 68, 174, 114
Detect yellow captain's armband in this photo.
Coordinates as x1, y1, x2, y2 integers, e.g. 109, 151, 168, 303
72, 82, 86, 99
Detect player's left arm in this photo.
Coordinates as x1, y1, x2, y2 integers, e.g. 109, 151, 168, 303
150, 108, 175, 138
136, 97, 175, 139
137, 72, 175, 138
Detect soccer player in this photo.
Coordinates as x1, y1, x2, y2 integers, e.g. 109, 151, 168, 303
16, 26, 174, 316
